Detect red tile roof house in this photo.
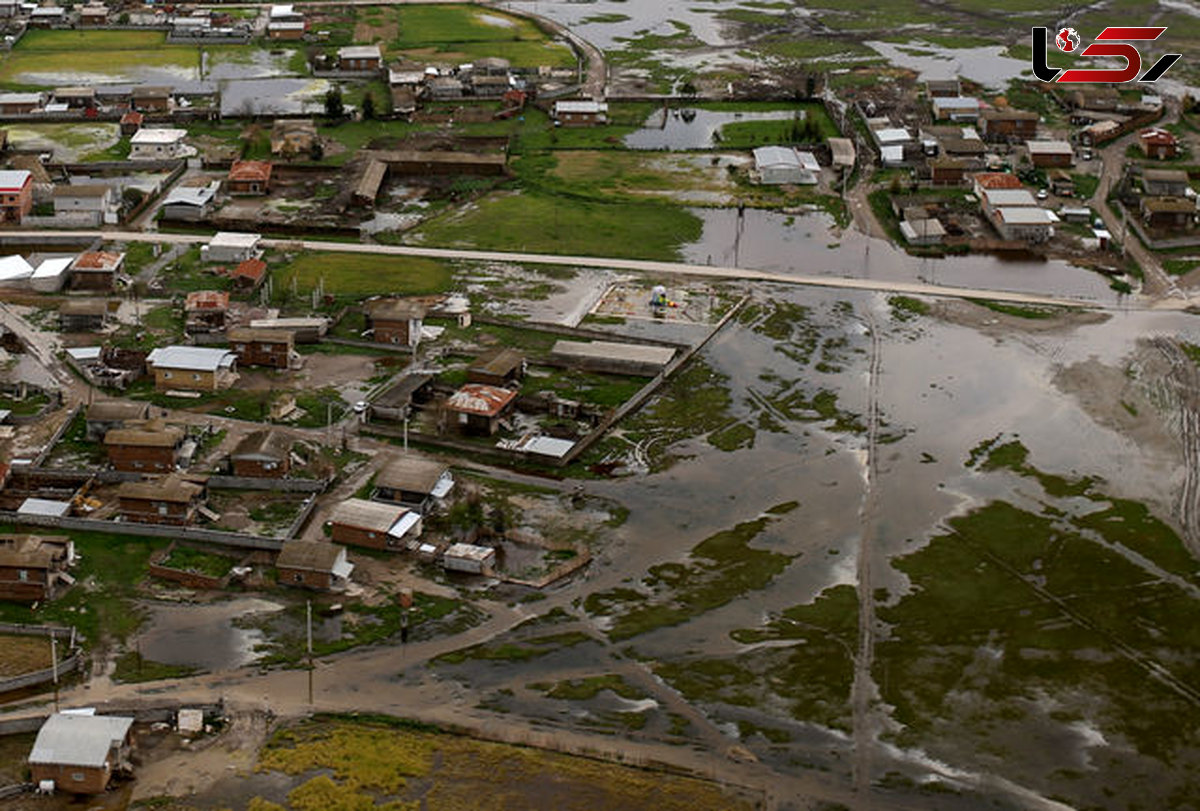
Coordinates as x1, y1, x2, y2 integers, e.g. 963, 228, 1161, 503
119, 110, 143, 137
0, 170, 33, 223
184, 290, 230, 334
230, 258, 267, 290
69, 251, 125, 292
445, 383, 518, 436
1139, 127, 1179, 160
971, 172, 1023, 198
226, 160, 272, 195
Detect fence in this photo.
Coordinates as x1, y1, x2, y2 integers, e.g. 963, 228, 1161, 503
0, 511, 285, 551
208, 475, 328, 493
0, 652, 81, 693
29, 404, 80, 467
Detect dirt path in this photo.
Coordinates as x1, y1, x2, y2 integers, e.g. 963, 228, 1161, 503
850, 307, 884, 802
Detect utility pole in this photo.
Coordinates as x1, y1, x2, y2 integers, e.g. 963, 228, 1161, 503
306, 600, 313, 705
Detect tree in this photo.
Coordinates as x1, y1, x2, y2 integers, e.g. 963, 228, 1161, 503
361, 92, 376, 121
323, 86, 344, 120
805, 74, 816, 99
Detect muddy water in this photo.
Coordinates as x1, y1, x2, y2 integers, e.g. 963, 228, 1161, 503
133, 598, 284, 671
624, 108, 797, 150
683, 208, 1123, 303
219, 78, 331, 116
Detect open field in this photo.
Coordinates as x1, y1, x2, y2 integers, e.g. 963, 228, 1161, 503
0, 30, 200, 86
274, 251, 455, 300
245, 716, 758, 810
0, 633, 53, 677
410, 191, 702, 262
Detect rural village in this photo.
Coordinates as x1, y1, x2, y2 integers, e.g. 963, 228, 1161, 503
0, 1, 1199, 810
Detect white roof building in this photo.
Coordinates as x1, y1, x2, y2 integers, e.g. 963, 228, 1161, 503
880, 144, 905, 167
31, 256, 74, 292
931, 96, 981, 119
752, 146, 819, 185
146, 346, 237, 373
0, 254, 33, 284
874, 127, 912, 145
982, 188, 1037, 208
18, 497, 71, 517
0, 170, 31, 191
130, 128, 187, 146
29, 713, 134, 769
339, 45, 382, 61
1027, 140, 1074, 157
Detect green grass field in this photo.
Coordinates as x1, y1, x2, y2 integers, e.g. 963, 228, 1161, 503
411, 191, 703, 261
274, 251, 455, 300
0, 30, 200, 86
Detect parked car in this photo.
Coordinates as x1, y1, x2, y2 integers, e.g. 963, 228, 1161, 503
1037, 189, 1049, 200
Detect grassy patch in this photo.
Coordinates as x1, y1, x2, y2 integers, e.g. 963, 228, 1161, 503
584, 514, 794, 641
973, 299, 1066, 320
159, 546, 232, 578
273, 251, 454, 303
111, 652, 200, 684
387, 5, 574, 68
888, 295, 930, 321
0, 633, 52, 676
412, 191, 702, 262
434, 630, 594, 665
0, 30, 199, 86
528, 673, 647, 701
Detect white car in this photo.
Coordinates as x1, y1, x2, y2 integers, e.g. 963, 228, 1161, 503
1037, 189, 1048, 200
352, 401, 369, 414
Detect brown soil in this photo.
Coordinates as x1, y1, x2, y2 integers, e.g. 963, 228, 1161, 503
931, 298, 1110, 336
0, 635, 52, 677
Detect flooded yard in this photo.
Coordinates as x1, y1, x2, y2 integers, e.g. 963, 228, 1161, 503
132, 597, 285, 672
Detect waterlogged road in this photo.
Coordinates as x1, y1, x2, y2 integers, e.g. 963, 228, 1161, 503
11, 229, 1187, 311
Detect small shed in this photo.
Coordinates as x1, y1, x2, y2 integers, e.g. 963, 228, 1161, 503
328, 497, 422, 550
364, 298, 425, 347
373, 456, 454, 511
443, 543, 495, 574
28, 713, 134, 795
445, 384, 518, 436
230, 429, 291, 478
467, 347, 524, 387
276, 540, 353, 591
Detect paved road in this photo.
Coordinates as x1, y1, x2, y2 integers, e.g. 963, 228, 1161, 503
10, 228, 1173, 311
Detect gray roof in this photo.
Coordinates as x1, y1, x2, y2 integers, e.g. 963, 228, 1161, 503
549, 339, 675, 368
277, 539, 345, 572
376, 456, 450, 495
329, 497, 409, 533
147, 346, 235, 372
162, 185, 217, 208
29, 713, 134, 768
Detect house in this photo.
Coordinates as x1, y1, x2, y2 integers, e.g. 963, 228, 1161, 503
271, 119, 318, 157
53, 86, 96, 109
353, 160, 387, 207
752, 146, 819, 185
104, 422, 185, 473
1141, 196, 1194, 229
0, 170, 32, 223
117, 474, 205, 525
364, 298, 425, 347
268, 20, 305, 39
58, 299, 110, 332
368, 373, 434, 422
0, 93, 43, 115
445, 383, 518, 436
980, 187, 1037, 218
248, 317, 327, 343
202, 231, 261, 263
119, 111, 143, 136
85, 400, 149, 441
475, 56, 511, 76
228, 327, 294, 369
338, 45, 382, 72
1026, 140, 1074, 168
978, 109, 1038, 142
900, 218, 946, 246
828, 137, 856, 169
0, 0, 17, 18
145, 346, 238, 392
390, 86, 419, 118
1049, 169, 1075, 197
972, 172, 1023, 197
226, 160, 272, 195
159, 183, 218, 221
444, 543, 496, 574
0, 254, 33, 286
79, 3, 108, 25
1081, 119, 1121, 146
69, 251, 124, 292
184, 290, 230, 334
427, 76, 464, 100
992, 207, 1058, 242
230, 258, 267, 290
1139, 127, 1179, 160
553, 99, 608, 126
28, 713, 134, 794
470, 74, 510, 97
1143, 169, 1189, 197
131, 86, 172, 113
373, 456, 454, 512
925, 78, 961, 97
930, 96, 980, 121
52, 184, 117, 223
130, 128, 188, 161
0, 534, 74, 602
276, 540, 353, 591
328, 497, 422, 550
30, 256, 72, 292
548, 340, 675, 376
467, 347, 524, 387
929, 156, 964, 186
229, 429, 291, 478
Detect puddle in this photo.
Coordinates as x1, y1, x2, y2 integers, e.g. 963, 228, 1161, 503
133, 597, 285, 671
624, 108, 798, 150
681, 208, 1122, 304
219, 77, 332, 116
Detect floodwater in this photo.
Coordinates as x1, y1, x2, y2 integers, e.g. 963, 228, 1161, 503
624, 107, 798, 150
203, 49, 299, 81
219, 78, 332, 116
505, 0, 737, 49
681, 208, 1123, 303
133, 598, 285, 671
865, 40, 1031, 90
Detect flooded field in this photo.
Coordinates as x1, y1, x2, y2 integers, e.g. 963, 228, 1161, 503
624, 108, 796, 150
219, 77, 331, 116
683, 208, 1124, 303
132, 598, 285, 672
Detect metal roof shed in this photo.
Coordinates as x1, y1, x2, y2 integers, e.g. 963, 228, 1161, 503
29, 713, 134, 768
